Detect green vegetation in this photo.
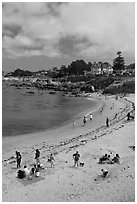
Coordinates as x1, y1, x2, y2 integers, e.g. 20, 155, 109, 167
103, 80, 135, 94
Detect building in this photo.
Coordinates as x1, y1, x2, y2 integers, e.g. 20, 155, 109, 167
91, 62, 113, 75
91, 62, 102, 75
102, 62, 113, 74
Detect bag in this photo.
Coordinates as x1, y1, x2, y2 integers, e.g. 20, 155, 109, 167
17, 170, 25, 179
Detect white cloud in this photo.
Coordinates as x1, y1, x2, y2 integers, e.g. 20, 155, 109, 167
2, 2, 135, 62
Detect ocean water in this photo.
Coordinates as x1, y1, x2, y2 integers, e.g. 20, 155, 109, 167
2, 81, 97, 137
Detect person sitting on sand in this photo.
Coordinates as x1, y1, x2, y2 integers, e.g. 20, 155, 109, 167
30, 164, 37, 176
48, 153, 55, 168
73, 151, 80, 167
35, 149, 40, 166
112, 154, 120, 164
99, 154, 108, 164
101, 168, 108, 177
24, 165, 32, 179
107, 155, 114, 164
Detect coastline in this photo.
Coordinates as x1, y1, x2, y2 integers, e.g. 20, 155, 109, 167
2, 93, 102, 153
2, 93, 135, 202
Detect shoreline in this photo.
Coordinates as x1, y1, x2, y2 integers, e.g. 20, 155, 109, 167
2, 93, 102, 153
2, 93, 132, 161
2, 93, 135, 202
2, 85, 100, 137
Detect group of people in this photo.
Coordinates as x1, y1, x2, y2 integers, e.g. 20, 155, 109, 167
16, 149, 55, 180
83, 113, 93, 126
99, 153, 120, 164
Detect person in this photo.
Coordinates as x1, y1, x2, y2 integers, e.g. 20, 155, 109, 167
24, 165, 32, 179
112, 154, 120, 164
73, 151, 80, 167
16, 151, 22, 168
48, 153, 54, 168
73, 121, 76, 127
35, 149, 40, 166
89, 113, 93, 121
30, 164, 37, 176
16, 169, 25, 179
101, 169, 108, 177
35, 166, 40, 177
83, 116, 87, 126
106, 117, 109, 127
99, 154, 108, 163
127, 112, 130, 121
107, 155, 113, 164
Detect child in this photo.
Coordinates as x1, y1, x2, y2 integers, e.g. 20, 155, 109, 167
101, 169, 108, 177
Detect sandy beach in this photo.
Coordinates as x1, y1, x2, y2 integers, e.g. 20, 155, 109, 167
2, 93, 135, 202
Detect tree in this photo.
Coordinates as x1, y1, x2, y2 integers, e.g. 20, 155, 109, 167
113, 51, 125, 72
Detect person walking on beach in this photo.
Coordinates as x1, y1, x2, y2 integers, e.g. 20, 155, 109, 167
83, 116, 87, 126
48, 153, 55, 168
73, 151, 80, 167
35, 149, 40, 166
73, 121, 76, 127
106, 117, 109, 127
16, 151, 22, 168
89, 113, 93, 121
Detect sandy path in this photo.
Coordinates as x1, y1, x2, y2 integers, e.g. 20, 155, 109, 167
2, 94, 135, 202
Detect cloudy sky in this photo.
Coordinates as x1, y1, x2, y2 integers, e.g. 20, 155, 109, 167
2, 2, 135, 72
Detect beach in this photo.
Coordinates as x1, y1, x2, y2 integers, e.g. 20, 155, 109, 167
2, 93, 135, 202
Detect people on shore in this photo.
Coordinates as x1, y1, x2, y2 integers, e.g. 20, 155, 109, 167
35, 149, 40, 166
106, 117, 109, 127
16, 151, 22, 168
99, 153, 120, 164
73, 151, 80, 167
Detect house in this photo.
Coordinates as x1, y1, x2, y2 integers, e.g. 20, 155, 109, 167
102, 62, 113, 74
91, 62, 102, 75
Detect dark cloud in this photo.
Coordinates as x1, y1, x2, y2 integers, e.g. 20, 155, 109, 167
3, 24, 22, 38
46, 2, 68, 17
58, 35, 96, 57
